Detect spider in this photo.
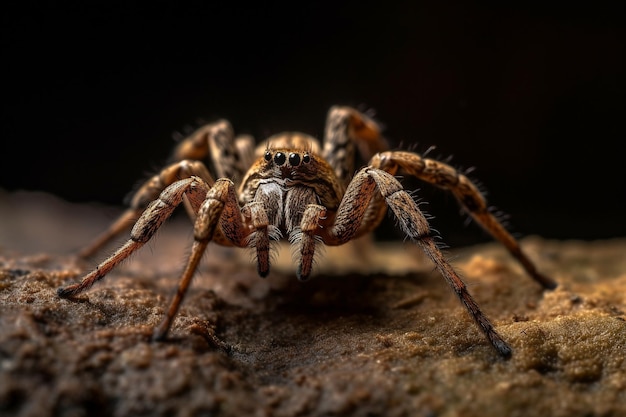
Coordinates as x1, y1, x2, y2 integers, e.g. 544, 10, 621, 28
57, 105, 556, 358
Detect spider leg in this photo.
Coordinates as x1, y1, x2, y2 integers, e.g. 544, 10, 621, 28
371, 151, 557, 290
321, 168, 380, 245
153, 178, 250, 341
323, 167, 512, 358
60, 176, 250, 341
58, 176, 211, 298
80, 120, 254, 259
171, 119, 251, 182
78, 160, 214, 258
322, 106, 389, 187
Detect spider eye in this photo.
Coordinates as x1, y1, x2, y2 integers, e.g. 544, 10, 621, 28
274, 152, 286, 166
288, 153, 301, 166
264, 151, 272, 162
302, 153, 311, 164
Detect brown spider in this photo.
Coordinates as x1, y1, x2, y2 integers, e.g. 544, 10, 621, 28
57, 106, 556, 358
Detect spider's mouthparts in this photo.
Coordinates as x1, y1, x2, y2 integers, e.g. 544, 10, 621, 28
279, 166, 295, 180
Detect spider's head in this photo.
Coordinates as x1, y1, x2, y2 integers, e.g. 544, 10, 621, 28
239, 147, 342, 208
262, 149, 317, 181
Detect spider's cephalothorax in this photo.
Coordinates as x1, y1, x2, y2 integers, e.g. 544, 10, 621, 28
238, 147, 339, 278
240, 147, 343, 212
57, 106, 556, 358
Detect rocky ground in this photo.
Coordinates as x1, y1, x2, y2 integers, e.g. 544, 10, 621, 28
1, 190, 625, 417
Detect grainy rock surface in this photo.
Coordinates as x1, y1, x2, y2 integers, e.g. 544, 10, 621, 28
1, 191, 625, 417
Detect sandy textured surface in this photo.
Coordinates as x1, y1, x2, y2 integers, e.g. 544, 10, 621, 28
1, 191, 625, 417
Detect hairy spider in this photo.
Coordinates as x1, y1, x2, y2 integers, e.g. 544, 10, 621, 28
57, 106, 556, 358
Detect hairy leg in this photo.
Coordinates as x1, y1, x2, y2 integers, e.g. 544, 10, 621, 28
171, 119, 251, 183
59, 176, 211, 297
153, 178, 251, 340
322, 167, 512, 357
371, 151, 556, 290
322, 106, 388, 187
79, 160, 214, 258
81, 119, 254, 259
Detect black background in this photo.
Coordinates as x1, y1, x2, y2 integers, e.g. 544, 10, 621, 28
3, 2, 624, 246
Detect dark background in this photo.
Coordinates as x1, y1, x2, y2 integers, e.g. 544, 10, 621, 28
2, 2, 624, 246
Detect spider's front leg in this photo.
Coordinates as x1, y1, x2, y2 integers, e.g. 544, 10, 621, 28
371, 151, 557, 290
58, 176, 212, 297
322, 167, 512, 358
58, 177, 251, 341
153, 178, 252, 340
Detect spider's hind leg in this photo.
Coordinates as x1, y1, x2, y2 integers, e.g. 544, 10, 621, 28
322, 106, 389, 187
81, 119, 253, 259
171, 120, 253, 183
